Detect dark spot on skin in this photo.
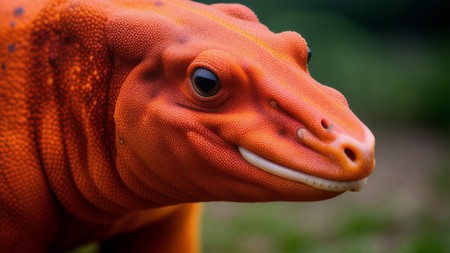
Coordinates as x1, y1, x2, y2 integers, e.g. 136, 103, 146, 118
10, 21, 16, 28
8, 44, 16, 53
1, 63, 6, 70
277, 127, 288, 137
63, 35, 76, 45
14, 7, 24, 17
148, 88, 159, 99
269, 100, 278, 109
155, 1, 163, 6
178, 35, 189, 44
48, 53, 58, 67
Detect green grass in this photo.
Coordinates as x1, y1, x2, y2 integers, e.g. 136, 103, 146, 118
202, 202, 450, 253
202, 203, 315, 253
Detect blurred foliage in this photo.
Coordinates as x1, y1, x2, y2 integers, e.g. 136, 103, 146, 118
200, 0, 449, 130
202, 199, 450, 253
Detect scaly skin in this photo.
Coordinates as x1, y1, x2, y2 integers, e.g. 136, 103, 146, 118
0, 0, 375, 252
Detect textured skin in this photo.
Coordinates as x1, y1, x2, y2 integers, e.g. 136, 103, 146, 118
0, 0, 375, 252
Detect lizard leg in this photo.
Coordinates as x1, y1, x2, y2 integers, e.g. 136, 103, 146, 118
0, 159, 59, 252
99, 203, 202, 253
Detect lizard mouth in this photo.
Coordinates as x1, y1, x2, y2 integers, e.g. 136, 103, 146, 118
238, 147, 367, 192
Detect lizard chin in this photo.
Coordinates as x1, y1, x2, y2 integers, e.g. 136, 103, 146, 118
238, 147, 367, 192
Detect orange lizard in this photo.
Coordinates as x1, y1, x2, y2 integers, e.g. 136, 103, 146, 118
0, 0, 375, 252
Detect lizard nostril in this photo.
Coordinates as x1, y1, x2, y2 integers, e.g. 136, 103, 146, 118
321, 119, 329, 130
344, 147, 356, 162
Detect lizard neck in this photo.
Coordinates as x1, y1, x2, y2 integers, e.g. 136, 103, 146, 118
25, 1, 160, 223
34, 55, 163, 223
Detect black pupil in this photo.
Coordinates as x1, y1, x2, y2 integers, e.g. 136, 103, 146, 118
192, 68, 220, 97
307, 47, 312, 64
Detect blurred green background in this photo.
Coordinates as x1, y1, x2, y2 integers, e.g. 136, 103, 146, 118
73, 1, 449, 253
198, 0, 450, 253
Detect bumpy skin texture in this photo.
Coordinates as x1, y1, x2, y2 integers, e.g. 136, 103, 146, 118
0, 0, 375, 252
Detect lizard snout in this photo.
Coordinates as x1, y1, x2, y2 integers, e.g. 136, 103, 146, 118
297, 120, 375, 180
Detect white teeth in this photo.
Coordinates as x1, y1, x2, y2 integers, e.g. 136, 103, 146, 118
238, 147, 367, 192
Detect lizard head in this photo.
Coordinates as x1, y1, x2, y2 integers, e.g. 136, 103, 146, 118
108, 1, 375, 204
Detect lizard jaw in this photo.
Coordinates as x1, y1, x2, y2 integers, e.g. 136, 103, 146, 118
238, 147, 367, 192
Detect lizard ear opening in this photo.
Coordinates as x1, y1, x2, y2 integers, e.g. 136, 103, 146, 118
211, 3, 259, 23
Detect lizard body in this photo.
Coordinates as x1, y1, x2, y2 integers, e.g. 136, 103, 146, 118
0, 0, 375, 252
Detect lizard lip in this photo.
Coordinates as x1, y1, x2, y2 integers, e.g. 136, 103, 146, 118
238, 147, 367, 192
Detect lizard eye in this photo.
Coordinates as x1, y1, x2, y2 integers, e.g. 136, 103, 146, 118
191, 68, 221, 97
307, 47, 312, 64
